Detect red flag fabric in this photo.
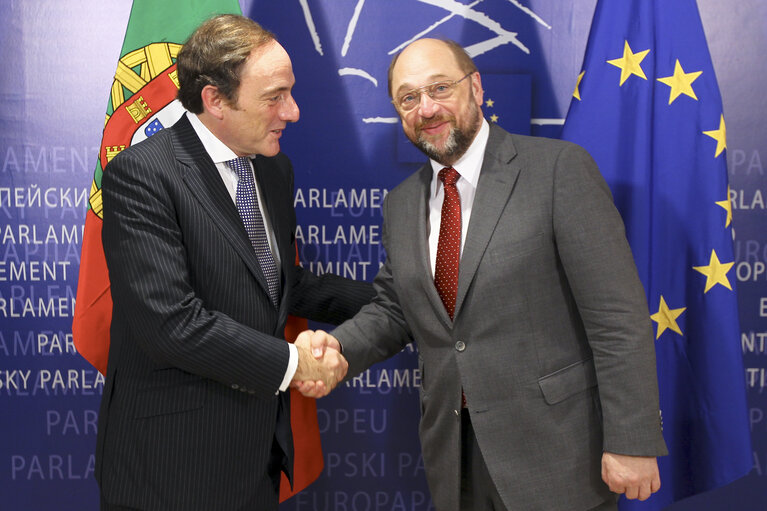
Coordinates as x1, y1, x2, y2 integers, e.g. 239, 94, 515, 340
280, 313, 324, 501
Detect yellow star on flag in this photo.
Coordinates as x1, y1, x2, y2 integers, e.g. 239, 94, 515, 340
715, 186, 733, 227
485, 98, 494, 108
693, 249, 734, 293
607, 41, 650, 86
650, 296, 686, 339
657, 59, 702, 104
703, 114, 727, 157
490, 114, 499, 123
573, 70, 585, 100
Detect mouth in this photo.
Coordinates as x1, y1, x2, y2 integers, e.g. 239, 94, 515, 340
420, 122, 448, 136
417, 116, 453, 137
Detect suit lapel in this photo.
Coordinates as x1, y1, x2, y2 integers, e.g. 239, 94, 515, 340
253, 157, 292, 322
252, 157, 290, 275
409, 165, 455, 327
171, 115, 273, 299
454, 124, 521, 318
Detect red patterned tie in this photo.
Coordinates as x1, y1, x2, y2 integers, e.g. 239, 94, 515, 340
434, 167, 461, 320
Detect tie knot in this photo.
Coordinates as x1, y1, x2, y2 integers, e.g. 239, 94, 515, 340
438, 167, 460, 186
227, 157, 251, 179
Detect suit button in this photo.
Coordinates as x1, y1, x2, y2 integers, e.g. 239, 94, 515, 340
231, 384, 239, 390
455, 341, 466, 352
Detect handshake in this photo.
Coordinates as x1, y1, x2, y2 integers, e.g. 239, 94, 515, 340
290, 330, 344, 398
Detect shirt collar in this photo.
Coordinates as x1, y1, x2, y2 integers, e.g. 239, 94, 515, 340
430, 118, 490, 193
187, 113, 254, 164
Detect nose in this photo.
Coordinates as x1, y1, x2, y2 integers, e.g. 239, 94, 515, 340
280, 94, 300, 123
416, 92, 439, 118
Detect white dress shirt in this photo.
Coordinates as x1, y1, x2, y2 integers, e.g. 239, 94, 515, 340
427, 119, 490, 274
188, 113, 297, 392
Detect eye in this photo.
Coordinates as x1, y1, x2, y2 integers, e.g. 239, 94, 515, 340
265, 92, 287, 104
400, 93, 416, 105
434, 83, 450, 93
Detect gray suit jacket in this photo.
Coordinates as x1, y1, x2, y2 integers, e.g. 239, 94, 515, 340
334, 124, 668, 511
97, 114, 373, 511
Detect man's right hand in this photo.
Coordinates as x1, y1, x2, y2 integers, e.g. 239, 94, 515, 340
291, 330, 346, 398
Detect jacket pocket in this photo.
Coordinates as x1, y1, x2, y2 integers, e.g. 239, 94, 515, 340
537, 358, 597, 405
134, 378, 204, 419
488, 232, 545, 263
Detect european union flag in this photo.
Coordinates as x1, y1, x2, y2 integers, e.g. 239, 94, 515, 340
560, 1, 752, 509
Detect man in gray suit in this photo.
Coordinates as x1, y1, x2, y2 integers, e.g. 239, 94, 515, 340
97, 15, 372, 511
299, 38, 668, 510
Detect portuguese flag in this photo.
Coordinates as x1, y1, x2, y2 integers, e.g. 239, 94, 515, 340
72, 0, 323, 501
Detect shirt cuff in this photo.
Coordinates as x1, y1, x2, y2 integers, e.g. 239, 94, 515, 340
278, 343, 298, 393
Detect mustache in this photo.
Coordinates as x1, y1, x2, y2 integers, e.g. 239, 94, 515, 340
415, 115, 455, 131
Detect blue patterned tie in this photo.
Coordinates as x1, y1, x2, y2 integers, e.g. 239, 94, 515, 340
227, 157, 280, 307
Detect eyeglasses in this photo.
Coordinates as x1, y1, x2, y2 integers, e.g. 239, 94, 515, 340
393, 72, 473, 112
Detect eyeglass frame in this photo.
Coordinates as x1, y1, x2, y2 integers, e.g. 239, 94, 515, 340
392, 72, 475, 112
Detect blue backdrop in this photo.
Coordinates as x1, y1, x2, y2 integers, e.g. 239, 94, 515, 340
1, 1, 765, 510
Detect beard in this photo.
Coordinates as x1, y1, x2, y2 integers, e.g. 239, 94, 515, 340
410, 98, 481, 165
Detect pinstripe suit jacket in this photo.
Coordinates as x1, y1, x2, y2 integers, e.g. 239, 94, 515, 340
334, 124, 668, 511
96, 114, 373, 511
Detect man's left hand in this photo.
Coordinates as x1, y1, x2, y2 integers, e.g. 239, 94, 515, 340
601, 452, 660, 501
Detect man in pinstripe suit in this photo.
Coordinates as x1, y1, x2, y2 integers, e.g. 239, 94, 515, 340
96, 15, 373, 511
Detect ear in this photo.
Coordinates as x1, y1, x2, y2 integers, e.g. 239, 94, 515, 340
471, 72, 484, 107
201, 85, 225, 120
